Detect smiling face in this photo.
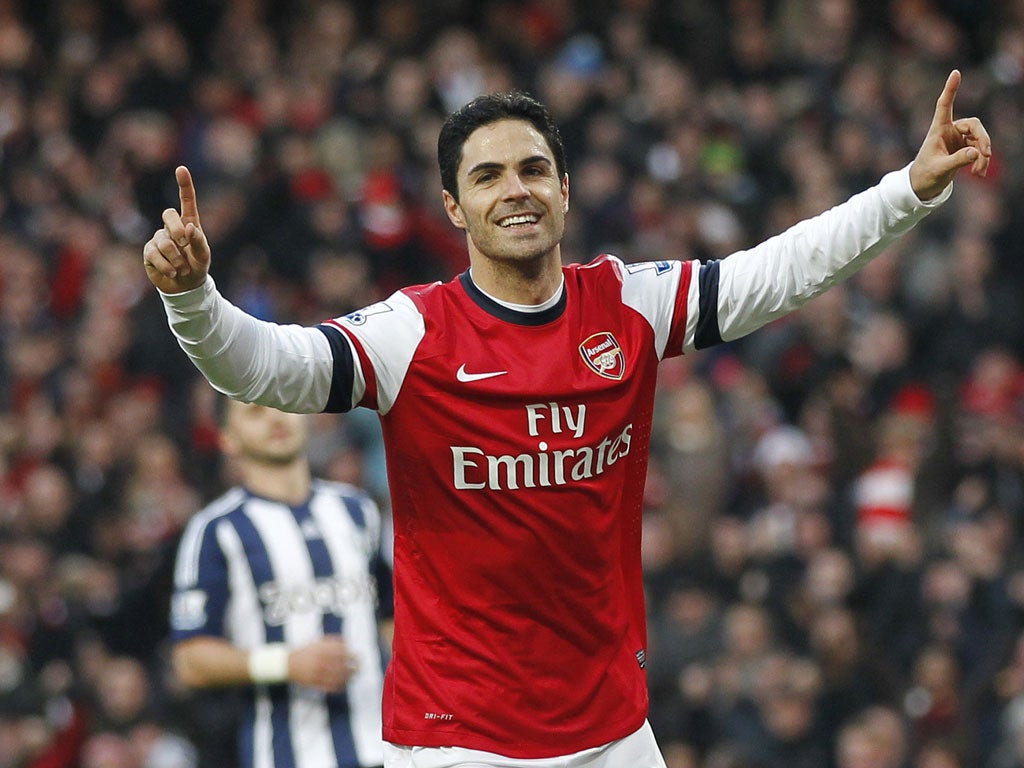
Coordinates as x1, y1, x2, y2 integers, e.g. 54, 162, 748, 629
443, 118, 569, 269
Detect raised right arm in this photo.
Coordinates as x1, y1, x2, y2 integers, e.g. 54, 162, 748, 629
144, 165, 366, 413
159, 278, 347, 413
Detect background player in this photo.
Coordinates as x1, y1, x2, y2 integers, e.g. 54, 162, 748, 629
169, 395, 391, 768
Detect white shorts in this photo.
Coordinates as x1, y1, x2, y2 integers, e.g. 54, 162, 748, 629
383, 720, 667, 768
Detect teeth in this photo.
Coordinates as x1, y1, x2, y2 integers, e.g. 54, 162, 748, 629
500, 214, 538, 227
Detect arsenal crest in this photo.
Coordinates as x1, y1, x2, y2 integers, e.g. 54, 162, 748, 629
579, 332, 625, 380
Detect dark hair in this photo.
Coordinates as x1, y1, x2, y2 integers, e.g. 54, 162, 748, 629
437, 91, 567, 202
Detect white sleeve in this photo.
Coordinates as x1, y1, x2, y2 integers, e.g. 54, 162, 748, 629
159, 277, 337, 413
615, 258, 687, 359
322, 291, 425, 415
683, 165, 951, 351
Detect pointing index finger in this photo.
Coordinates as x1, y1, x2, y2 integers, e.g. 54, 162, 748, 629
933, 69, 961, 128
175, 165, 201, 225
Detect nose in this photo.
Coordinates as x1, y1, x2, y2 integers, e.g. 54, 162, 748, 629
500, 172, 530, 200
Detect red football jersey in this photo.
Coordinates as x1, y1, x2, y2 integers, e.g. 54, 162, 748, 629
323, 256, 694, 756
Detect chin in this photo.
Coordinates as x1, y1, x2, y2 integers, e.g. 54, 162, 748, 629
495, 239, 559, 262
255, 449, 302, 465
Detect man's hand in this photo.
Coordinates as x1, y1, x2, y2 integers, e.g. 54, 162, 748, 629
909, 69, 992, 202
287, 637, 360, 693
143, 166, 212, 293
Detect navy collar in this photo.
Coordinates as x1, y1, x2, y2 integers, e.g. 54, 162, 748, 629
459, 271, 566, 326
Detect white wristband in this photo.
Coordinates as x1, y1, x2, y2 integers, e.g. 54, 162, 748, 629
248, 644, 290, 684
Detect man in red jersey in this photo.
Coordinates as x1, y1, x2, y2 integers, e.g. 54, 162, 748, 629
144, 70, 989, 768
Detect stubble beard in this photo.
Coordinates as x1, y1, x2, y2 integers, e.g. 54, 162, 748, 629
472, 221, 565, 274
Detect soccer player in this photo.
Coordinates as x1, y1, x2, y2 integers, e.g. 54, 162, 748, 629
169, 396, 390, 768
146, 70, 990, 768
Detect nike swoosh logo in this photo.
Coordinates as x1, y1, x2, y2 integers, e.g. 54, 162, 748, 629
456, 364, 508, 383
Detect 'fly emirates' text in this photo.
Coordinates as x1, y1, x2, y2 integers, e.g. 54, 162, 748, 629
450, 402, 633, 490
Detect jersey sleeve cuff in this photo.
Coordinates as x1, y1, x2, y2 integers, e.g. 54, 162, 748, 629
158, 276, 218, 311
882, 163, 953, 212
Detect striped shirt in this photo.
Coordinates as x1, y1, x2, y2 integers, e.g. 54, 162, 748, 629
170, 480, 388, 768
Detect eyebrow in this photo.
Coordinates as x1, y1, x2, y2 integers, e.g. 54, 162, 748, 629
466, 155, 553, 177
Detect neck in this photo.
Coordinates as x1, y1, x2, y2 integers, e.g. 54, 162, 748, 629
468, 252, 563, 305
240, 459, 311, 506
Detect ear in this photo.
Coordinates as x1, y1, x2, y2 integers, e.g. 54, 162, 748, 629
561, 173, 569, 214
218, 429, 238, 458
443, 189, 466, 229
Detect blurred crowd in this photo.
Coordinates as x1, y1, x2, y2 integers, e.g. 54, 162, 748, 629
2, 0, 1024, 766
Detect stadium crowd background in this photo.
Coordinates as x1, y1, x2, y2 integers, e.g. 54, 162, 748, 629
2, 0, 1024, 766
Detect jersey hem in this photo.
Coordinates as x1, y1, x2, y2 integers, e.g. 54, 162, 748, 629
382, 712, 647, 760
